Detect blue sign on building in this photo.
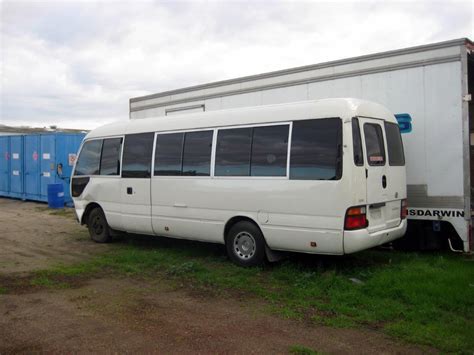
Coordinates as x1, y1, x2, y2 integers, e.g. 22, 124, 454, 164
395, 113, 413, 133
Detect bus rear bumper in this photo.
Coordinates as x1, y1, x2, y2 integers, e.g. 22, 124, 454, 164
343, 219, 407, 254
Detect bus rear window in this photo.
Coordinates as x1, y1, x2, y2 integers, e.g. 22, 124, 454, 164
363, 123, 385, 166
384, 122, 405, 166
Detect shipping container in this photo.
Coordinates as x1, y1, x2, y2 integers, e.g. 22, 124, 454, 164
129, 37, 474, 252
0, 133, 85, 205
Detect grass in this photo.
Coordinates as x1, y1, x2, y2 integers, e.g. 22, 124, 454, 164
288, 345, 321, 355
30, 274, 71, 289
37, 235, 474, 353
0, 287, 7, 295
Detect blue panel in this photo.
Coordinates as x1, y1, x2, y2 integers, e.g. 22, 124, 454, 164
9, 136, 24, 198
40, 135, 56, 200
394, 113, 413, 134
0, 137, 10, 196
24, 135, 41, 199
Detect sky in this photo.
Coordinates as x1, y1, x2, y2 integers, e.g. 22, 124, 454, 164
1, 0, 473, 130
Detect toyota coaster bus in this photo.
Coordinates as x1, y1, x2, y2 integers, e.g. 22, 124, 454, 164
71, 98, 407, 266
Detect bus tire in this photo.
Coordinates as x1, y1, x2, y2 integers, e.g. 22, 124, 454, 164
226, 221, 266, 267
87, 207, 111, 243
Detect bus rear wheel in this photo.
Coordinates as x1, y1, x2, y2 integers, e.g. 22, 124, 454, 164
87, 207, 111, 243
226, 221, 266, 267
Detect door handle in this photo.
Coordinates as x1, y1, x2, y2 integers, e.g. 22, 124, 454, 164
382, 175, 387, 189
127, 187, 133, 194
173, 203, 187, 208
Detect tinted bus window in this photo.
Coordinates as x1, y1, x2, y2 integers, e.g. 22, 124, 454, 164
215, 128, 252, 176
155, 133, 184, 176
384, 122, 405, 166
74, 139, 102, 176
364, 124, 386, 166
182, 130, 213, 176
122, 133, 154, 178
100, 138, 122, 175
251, 125, 289, 176
290, 118, 342, 180
352, 118, 364, 166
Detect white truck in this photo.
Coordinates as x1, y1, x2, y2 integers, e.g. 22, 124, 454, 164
129, 38, 474, 253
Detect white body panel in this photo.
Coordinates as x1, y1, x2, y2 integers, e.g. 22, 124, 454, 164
73, 99, 407, 255
129, 38, 472, 252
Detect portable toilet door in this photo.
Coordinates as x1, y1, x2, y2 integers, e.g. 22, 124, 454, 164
24, 135, 41, 200
0, 136, 10, 197
9, 135, 24, 199
40, 134, 55, 201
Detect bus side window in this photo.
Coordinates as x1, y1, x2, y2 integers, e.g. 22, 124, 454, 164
122, 133, 154, 178
100, 138, 122, 176
250, 125, 289, 177
74, 139, 103, 176
155, 133, 184, 176
290, 118, 342, 180
215, 127, 252, 176
182, 130, 213, 176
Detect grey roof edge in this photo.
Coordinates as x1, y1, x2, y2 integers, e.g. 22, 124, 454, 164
130, 37, 472, 104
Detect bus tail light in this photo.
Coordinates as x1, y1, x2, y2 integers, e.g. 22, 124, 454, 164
401, 199, 408, 220
344, 206, 368, 230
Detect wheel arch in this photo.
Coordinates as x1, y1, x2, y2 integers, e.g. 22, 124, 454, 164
81, 202, 103, 225
223, 215, 266, 243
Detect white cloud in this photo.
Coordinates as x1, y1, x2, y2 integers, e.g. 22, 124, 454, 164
1, 0, 472, 129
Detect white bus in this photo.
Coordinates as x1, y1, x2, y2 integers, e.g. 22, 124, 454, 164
71, 98, 407, 266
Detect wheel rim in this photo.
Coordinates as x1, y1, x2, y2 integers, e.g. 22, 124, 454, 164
233, 231, 256, 260
91, 215, 104, 235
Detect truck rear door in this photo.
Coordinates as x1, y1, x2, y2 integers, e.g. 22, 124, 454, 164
359, 117, 404, 233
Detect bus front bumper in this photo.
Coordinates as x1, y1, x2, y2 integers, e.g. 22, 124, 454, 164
343, 219, 407, 254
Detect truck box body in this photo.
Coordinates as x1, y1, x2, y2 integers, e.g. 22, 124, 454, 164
129, 38, 474, 252
0, 133, 85, 205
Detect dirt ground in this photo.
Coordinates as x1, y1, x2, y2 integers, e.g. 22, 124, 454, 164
0, 198, 434, 354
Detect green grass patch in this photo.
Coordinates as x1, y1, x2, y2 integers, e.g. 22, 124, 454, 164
30, 273, 72, 289
0, 286, 8, 295
40, 236, 474, 352
288, 345, 321, 355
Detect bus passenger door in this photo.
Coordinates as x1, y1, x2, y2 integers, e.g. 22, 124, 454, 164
120, 133, 154, 235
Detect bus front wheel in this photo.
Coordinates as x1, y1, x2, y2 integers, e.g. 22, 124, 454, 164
87, 207, 111, 243
226, 221, 266, 267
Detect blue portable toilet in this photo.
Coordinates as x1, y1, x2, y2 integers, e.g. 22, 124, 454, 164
0, 136, 10, 197
0, 132, 85, 206
9, 136, 24, 199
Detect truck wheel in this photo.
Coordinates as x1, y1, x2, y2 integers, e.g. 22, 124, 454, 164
226, 221, 266, 267
87, 207, 111, 243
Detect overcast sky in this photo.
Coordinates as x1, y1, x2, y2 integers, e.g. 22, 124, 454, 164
1, 0, 472, 130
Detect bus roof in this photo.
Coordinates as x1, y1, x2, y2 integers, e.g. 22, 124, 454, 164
87, 98, 396, 139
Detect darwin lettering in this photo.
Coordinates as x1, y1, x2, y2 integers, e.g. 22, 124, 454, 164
407, 209, 465, 218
